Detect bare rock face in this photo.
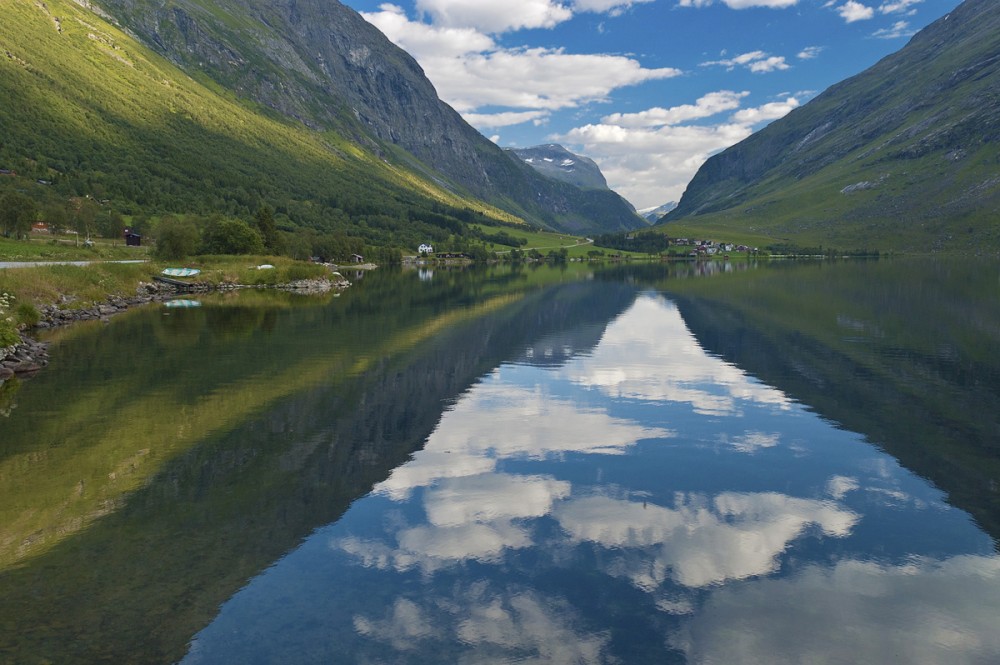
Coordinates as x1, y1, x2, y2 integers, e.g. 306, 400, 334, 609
96, 0, 643, 233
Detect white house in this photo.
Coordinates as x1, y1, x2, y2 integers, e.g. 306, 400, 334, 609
418, 243, 434, 254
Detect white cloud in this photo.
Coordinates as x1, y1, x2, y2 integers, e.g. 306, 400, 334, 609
365, 4, 495, 57
432, 47, 681, 113
838, 1, 875, 22
602, 90, 749, 128
415, 0, 573, 33
670, 555, 1000, 664
401, 0, 659, 35
797, 46, 823, 59
362, 7, 680, 115
749, 55, 790, 73
463, 110, 551, 129
558, 121, 750, 212
573, 0, 656, 15
873, 20, 915, 38
730, 95, 800, 123
558, 90, 800, 206
679, 0, 800, 7
701, 50, 791, 73
879, 0, 921, 14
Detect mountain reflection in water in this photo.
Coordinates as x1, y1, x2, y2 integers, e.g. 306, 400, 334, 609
184, 263, 1000, 665
2, 261, 999, 664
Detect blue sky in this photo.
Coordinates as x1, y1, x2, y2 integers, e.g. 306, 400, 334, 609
339, 0, 962, 209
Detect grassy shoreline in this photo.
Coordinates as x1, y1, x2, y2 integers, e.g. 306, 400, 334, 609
0, 248, 343, 349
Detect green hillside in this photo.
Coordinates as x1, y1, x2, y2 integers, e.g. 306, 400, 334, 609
0, 0, 530, 252
664, 0, 1000, 253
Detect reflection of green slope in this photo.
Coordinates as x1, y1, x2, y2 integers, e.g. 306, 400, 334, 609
660, 259, 1000, 543
0, 269, 637, 664
0, 284, 523, 569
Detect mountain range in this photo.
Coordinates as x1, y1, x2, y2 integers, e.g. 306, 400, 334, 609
639, 202, 677, 223
507, 144, 610, 191
665, 0, 1000, 252
0, 0, 643, 250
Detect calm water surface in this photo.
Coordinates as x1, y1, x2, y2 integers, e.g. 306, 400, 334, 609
1, 260, 999, 664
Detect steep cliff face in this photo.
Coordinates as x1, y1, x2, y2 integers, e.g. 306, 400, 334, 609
96, 0, 643, 233
666, 0, 1000, 246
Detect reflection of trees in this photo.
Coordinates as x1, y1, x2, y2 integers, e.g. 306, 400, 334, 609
0, 271, 636, 664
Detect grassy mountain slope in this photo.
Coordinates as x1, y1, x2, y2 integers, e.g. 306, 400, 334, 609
0, 0, 529, 249
0, 0, 639, 250
665, 0, 1000, 252
89, 0, 643, 234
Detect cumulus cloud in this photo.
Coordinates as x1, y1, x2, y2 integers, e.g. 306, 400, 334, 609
838, 1, 875, 22
463, 110, 550, 129
797, 45, 823, 59
362, 6, 680, 115
414, 0, 573, 33
730, 96, 800, 123
557, 121, 748, 212
602, 90, 749, 128
557, 88, 800, 206
412, 0, 657, 33
701, 50, 791, 73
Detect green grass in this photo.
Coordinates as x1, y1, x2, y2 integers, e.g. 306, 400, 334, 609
0, 235, 151, 261
0, 0, 520, 251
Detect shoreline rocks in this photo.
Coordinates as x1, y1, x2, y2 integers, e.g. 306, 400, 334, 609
0, 337, 49, 378
0, 274, 351, 383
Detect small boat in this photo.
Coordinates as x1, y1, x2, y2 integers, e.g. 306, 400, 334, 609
161, 267, 201, 277
163, 299, 202, 308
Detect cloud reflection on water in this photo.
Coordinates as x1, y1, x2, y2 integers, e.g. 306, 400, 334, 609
558, 295, 792, 416
671, 554, 1000, 665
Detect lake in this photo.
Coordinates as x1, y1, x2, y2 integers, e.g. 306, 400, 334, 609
1, 259, 999, 664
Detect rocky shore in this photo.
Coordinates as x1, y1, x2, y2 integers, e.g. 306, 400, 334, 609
0, 274, 349, 380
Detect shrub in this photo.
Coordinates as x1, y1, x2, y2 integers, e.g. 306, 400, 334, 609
201, 218, 265, 255
154, 217, 200, 260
